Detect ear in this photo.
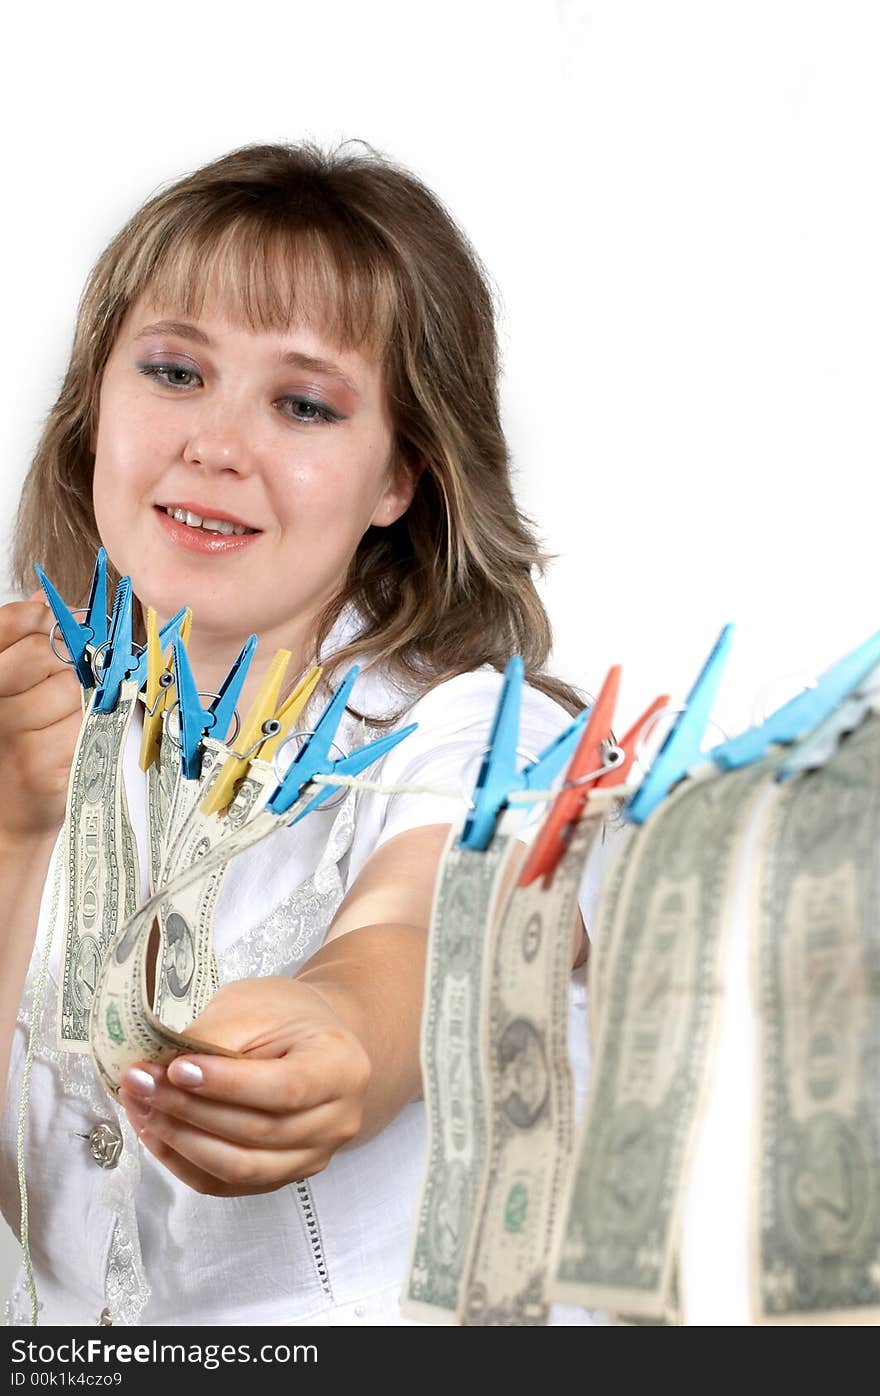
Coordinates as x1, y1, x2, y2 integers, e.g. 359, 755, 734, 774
370, 453, 425, 528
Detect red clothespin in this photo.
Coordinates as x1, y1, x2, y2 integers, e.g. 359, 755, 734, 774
592, 693, 671, 792
518, 676, 669, 888
517, 665, 621, 887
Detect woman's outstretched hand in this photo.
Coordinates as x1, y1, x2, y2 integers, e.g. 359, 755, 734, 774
117, 976, 371, 1196
117, 826, 456, 1196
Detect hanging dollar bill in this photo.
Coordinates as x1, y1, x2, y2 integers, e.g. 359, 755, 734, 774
57, 680, 141, 1052
588, 820, 636, 1056
152, 749, 277, 1031
89, 783, 320, 1098
460, 809, 607, 1326
614, 1265, 682, 1324
753, 712, 880, 1324
549, 759, 774, 1318
119, 766, 141, 922
400, 814, 524, 1323
146, 709, 182, 897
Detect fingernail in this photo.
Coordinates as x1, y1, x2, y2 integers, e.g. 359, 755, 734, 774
168, 1059, 203, 1088
121, 1067, 156, 1098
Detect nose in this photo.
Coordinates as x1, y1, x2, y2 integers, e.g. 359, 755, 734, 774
182, 403, 255, 475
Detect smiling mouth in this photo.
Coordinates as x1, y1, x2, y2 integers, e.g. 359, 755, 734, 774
158, 506, 259, 536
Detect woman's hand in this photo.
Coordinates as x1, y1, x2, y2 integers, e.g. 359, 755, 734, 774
118, 976, 371, 1196
0, 591, 83, 842
118, 827, 457, 1197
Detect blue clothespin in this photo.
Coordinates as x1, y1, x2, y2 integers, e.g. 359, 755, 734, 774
776, 651, 880, 780
35, 549, 108, 689
708, 627, 880, 773
36, 552, 186, 701
265, 665, 416, 822
169, 632, 258, 778
208, 634, 258, 745
92, 578, 135, 713
458, 656, 591, 852
624, 623, 735, 825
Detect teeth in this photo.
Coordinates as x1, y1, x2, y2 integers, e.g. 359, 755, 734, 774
164, 507, 252, 536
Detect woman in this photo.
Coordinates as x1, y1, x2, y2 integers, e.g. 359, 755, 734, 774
0, 140, 599, 1326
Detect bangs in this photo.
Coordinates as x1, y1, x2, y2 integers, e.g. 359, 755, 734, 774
132, 214, 397, 359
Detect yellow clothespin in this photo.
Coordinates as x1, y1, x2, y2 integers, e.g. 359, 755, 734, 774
138, 607, 193, 772
199, 652, 321, 818
258, 665, 323, 762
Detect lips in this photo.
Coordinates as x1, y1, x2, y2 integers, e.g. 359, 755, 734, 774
156, 501, 261, 532
154, 507, 263, 556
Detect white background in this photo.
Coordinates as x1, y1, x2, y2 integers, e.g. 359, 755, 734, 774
1, 0, 878, 1311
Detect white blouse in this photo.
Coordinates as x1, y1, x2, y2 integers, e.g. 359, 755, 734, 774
0, 639, 606, 1328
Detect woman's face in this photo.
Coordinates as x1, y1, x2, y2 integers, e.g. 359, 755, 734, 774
92, 291, 414, 649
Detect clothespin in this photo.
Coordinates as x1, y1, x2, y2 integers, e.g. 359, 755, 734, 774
92, 581, 188, 714
774, 643, 880, 780
128, 607, 191, 699
152, 608, 193, 720
198, 649, 292, 816
91, 578, 135, 713
165, 631, 262, 780
518, 678, 670, 886
458, 656, 590, 853
138, 607, 198, 773
265, 664, 416, 822
709, 627, 880, 772
207, 635, 258, 746
139, 608, 167, 773
593, 694, 671, 791
776, 679, 877, 781
252, 665, 323, 762
624, 623, 735, 825
34, 549, 108, 689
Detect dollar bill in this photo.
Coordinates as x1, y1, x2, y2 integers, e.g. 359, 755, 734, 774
460, 810, 607, 1325
753, 711, 880, 1324
400, 814, 524, 1323
57, 682, 141, 1052
549, 759, 773, 1317
118, 773, 141, 924
588, 820, 636, 1056
89, 785, 318, 1097
614, 1265, 681, 1324
146, 708, 182, 897
152, 753, 276, 1031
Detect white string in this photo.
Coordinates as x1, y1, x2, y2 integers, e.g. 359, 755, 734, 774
307, 765, 622, 804
16, 833, 63, 1327
310, 772, 467, 800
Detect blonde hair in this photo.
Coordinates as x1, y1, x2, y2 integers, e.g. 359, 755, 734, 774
11, 140, 582, 713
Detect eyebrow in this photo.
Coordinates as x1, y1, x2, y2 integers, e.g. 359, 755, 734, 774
134, 320, 361, 395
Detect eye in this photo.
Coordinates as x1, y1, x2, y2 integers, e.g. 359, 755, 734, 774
276, 396, 343, 426
135, 363, 344, 425
137, 362, 201, 390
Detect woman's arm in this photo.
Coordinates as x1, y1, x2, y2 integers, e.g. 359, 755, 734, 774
0, 832, 58, 1116
117, 821, 587, 1194
297, 821, 447, 1132
300, 820, 589, 1129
